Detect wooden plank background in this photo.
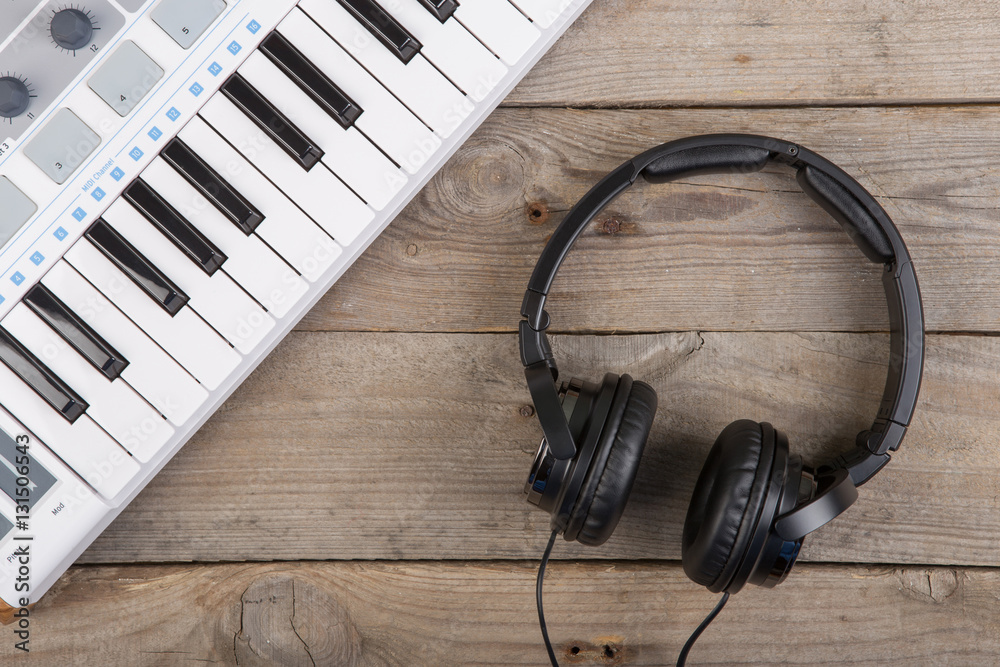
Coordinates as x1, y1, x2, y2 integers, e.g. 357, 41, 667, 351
9, 0, 1000, 664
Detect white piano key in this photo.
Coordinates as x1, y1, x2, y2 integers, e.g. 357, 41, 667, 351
199, 93, 375, 246
456, 0, 541, 65
237, 51, 407, 211
41, 261, 209, 425
178, 117, 344, 282
510, 0, 571, 28
102, 200, 276, 354
382, 0, 509, 102
0, 362, 139, 499
277, 9, 443, 175
299, 0, 473, 138
2, 304, 173, 464
65, 241, 241, 390
141, 158, 309, 318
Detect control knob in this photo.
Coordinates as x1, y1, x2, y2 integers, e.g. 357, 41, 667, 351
51, 8, 95, 51
0, 77, 31, 119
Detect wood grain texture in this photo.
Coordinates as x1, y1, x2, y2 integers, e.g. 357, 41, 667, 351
12, 0, 1000, 660
302, 106, 1000, 334
74, 331, 1000, 566
0, 600, 14, 626
5, 561, 998, 665
506, 0, 1000, 107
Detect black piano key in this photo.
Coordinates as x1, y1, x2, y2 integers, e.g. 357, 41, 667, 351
259, 31, 362, 130
123, 179, 227, 275
0, 327, 87, 423
162, 138, 264, 235
417, 0, 458, 22
23, 284, 129, 381
220, 74, 324, 171
85, 219, 189, 316
335, 0, 422, 64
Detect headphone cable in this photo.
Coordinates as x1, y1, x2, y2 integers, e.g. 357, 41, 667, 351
676, 591, 730, 666
536, 529, 560, 667
537, 529, 729, 666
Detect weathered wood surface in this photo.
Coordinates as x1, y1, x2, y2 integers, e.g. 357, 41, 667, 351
507, 0, 1000, 108
22, 1, 1000, 662
303, 106, 1000, 334
6, 561, 999, 665
76, 331, 1000, 567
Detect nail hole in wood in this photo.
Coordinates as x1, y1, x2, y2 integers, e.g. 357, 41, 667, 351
526, 201, 549, 225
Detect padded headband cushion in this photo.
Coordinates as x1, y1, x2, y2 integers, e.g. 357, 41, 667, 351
641, 144, 895, 265
796, 165, 894, 264
642, 145, 771, 183
682, 420, 773, 591
575, 380, 657, 546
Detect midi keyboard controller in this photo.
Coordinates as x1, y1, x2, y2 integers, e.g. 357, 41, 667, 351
0, 0, 592, 612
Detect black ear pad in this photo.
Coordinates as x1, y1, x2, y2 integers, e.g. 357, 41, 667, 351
681, 420, 775, 592
566, 377, 657, 546
545, 373, 619, 532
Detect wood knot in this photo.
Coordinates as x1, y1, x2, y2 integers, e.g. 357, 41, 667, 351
234, 575, 360, 666
441, 139, 527, 217
897, 568, 960, 604
405, 243, 419, 256
600, 217, 634, 235
525, 201, 549, 225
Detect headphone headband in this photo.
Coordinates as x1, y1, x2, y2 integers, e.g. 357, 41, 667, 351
519, 134, 924, 486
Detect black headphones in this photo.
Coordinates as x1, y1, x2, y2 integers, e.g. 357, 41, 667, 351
521, 134, 924, 596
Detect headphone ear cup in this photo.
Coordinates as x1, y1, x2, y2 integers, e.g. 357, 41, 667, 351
566, 376, 657, 546
681, 420, 775, 593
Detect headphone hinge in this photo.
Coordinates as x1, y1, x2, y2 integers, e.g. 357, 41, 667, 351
519, 320, 557, 376
520, 289, 550, 330
830, 448, 892, 487
857, 419, 907, 456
